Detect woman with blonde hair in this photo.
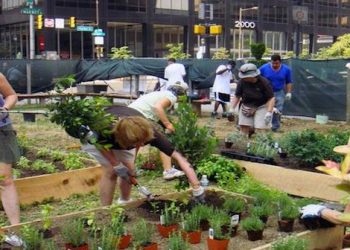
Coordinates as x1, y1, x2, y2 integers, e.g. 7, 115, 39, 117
82, 106, 204, 206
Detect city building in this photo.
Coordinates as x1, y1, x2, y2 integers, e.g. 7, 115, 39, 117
1, 0, 350, 59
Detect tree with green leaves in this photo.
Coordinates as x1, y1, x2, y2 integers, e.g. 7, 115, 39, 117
165, 43, 190, 59
110, 46, 133, 59
315, 34, 350, 59
212, 47, 231, 59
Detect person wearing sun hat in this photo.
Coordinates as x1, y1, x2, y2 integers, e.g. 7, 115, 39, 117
231, 63, 275, 136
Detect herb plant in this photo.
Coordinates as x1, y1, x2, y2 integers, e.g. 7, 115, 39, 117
16, 156, 30, 169
240, 216, 264, 232
197, 155, 244, 186
32, 160, 57, 173
191, 204, 214, 221
110, 214, 126, 236
37, 148, 51, 158
62, 219, 86, 247
168, 231, 190, 250
208, 213, 230, 240
20, 225, 43, 250
94, 227, 119, 250
250, 203, 274, 218
161, 202, 180, 226
40, 204, 54, 230
132, 219, 154, 247
63, 152, 84, 170
272, 236, 308, 250
182, 212, 200, 232
223, 197, 246, 214
50, 150, 65, 161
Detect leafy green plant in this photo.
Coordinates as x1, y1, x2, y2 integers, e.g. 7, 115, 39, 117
169, 101, 218, 166
40, 204, 54, 230
20, 225, 43, 250
225, 131, 247, 145
250, 203, 274, 218
165, 43, 190, 59
63, 153, 84, 170
223, 197, 246, 214
191, 204, 214, 221
279, 205, 300, 220
110, 214, 127, 236
248, 133, 277, 159
32, 160, 57, 173
110, 46, 133, 59
37, 148, 51, 158
53, 74, 76, 92
271, 235, 308, 250
161, 202, 180, 226
182, 212, 200, 232
16, 156, 30, 169
314, 33, 350, 59
132, 219, 154, 247
50, 150, 65, 161
168, 231, 190, 250
197, 155, 244, 186
50, 97, 115, 148
62, 219, 86, 247
208, 211, 231, 240
94, 226, 119, 250
240, 216, 264, 232
41, 239, 58, 250
212, 47, 230, 59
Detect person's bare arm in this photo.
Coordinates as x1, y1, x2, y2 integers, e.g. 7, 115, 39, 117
231, 96, 241, 110
266, 97, 275, 113
0, 73, 17, 110
286, 83, 292, 93
153, 98, 175, 133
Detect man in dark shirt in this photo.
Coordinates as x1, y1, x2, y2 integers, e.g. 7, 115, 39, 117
231, 63, 275, 136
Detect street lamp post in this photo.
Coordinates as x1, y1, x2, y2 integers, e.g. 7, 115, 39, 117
238, 6, 258, 59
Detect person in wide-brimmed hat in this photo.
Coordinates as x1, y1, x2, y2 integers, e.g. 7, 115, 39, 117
231, 63, 275, 136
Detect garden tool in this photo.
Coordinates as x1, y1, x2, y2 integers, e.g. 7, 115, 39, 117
113, 165, 155, 201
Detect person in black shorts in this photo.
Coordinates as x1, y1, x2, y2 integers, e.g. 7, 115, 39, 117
82, 106, 204, 206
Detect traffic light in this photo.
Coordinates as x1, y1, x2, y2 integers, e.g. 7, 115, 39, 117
37, 15, 43, 29
69, 16, 76, 28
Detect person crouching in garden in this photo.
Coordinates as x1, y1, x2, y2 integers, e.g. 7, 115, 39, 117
231, 63, 275, 136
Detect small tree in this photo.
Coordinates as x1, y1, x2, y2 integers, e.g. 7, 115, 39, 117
212, 47, 230, 59
250, 43, 266, 60
165, 43, 190, 59
110, 46, 133, 59
315, 34, 350, 59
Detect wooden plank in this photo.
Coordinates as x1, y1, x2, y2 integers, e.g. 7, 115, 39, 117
14, 166, 102, 205
253, 226, 344, 250
236, 160, 347, 202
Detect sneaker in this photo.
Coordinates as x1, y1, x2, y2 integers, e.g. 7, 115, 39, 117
163, 168, 185, 180
192, 186, 205, 197
211, 111, 218, 117
117, 198, 133, 205
5, 233, 23, 247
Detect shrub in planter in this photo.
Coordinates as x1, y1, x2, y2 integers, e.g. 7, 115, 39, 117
191, 204, 214, 231
181, 212, 201, 244
91, 226, 119, 250
20, 225, 44, 250
62, 219, 88, 250
271, 235, 308, 250
240, 216, 264, 241
209, 209, 236, 238
223, 197, 246, 218
157, 202, 180, 238
132, 219, 158, 250
207, 218, 231, 250
250, 203, 274, 224
168, 231, 190, 250
110, 214, 131, 249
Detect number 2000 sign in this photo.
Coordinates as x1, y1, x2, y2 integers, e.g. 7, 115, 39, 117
235, 21, 256, 29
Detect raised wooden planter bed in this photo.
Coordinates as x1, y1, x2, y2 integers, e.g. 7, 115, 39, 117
2, 188, 343, 250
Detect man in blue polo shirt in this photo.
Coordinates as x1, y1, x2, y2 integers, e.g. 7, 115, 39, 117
260, 54, 292, 132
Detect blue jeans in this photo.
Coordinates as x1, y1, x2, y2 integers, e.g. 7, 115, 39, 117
272, 90, 285, 131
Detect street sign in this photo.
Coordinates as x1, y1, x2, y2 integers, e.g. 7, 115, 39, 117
92, 28, 105, 36
55, 18, 65, 29
21, 7, 42, 15
77, 25, 94, 32
26, 0, 33, 6
44, 18, 55, 28
292, 6, 308, 23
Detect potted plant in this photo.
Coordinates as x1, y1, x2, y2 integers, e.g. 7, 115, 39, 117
20, 225, 43, 250
240, 216, 265, 241
223, 197, 246, 218
191, 204, 214, 231
41, 240, 58, 250
168, 231, 190, 250
278, 205, 300, 232
62, 219, 88, 250
271, 235, 308, 250
250, 203, 273, 224
92, 226, 119, 250
110, 214, 131, 249
40, 204, 55, 238
132, 219, 158, 250
157, 202, 179, 238
224, 132, 241, 149
181, 212, 201, 244
207, 218, 230, 250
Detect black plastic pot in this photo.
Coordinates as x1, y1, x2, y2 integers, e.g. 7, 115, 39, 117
221, 150, 276, 165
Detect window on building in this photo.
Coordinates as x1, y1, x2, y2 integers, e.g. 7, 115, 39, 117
318, 0, 338, 7
155, 0, 188, 15
318, 11, 338, 27
2, 0, 26, 10
263, 31, 286, 54
108, 0, 146, 12
341, 0, 350, 8
262, 6, 287, 24
341, 16, 350, 28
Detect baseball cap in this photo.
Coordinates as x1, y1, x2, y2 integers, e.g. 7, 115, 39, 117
238, 63, 260, 79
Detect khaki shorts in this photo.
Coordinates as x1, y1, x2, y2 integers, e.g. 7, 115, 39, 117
81, 144, 135, 167
238, 104, 271, 129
